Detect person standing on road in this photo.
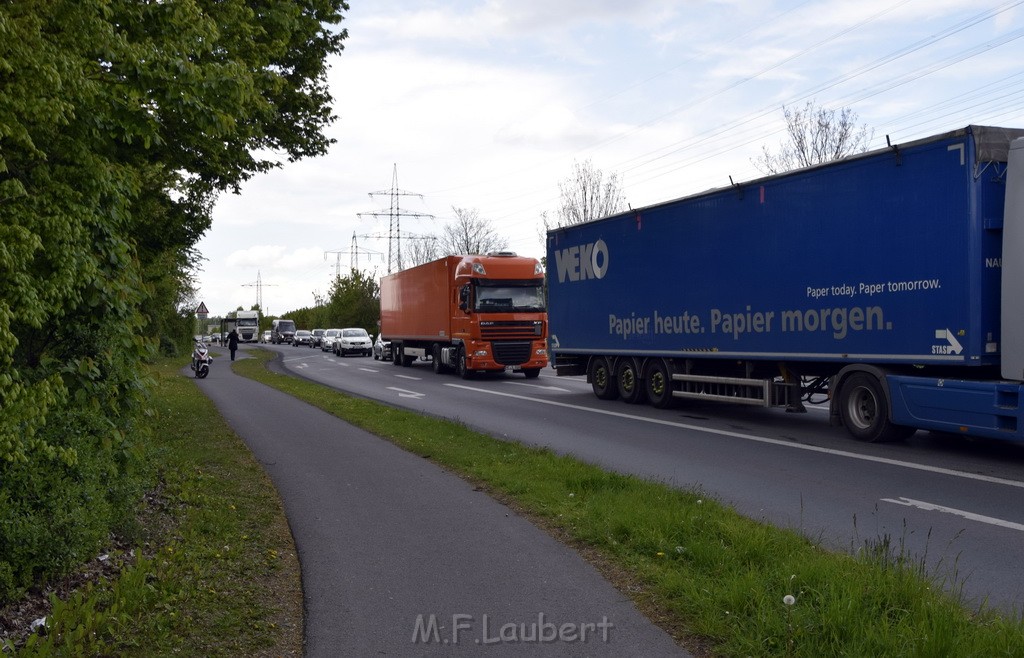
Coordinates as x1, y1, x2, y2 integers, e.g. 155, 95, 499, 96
227, 329, 239, 361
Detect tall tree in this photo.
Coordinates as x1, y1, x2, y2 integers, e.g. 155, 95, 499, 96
0, 0, 348, 601
406, 236, 441, 267
753, 101, 874, 174
437, 207, 508, 256
545, 159, 626, 230
325, 269, 380, 331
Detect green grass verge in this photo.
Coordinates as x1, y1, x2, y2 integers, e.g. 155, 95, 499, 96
236, 349, 1023, 657
10, 357, 302, 656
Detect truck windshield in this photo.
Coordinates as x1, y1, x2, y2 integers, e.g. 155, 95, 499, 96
237, 318, 258, 327
474, 284, 545, 313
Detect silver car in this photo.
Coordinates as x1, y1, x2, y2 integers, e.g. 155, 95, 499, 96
373, 333, 392, 361
321, 328, 342, 352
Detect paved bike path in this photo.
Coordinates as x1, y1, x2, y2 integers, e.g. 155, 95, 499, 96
193, 348, 689, 657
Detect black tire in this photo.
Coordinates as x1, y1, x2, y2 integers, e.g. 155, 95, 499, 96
644, 359, 674, 409
523, 368, 541, 379
589, 357, 619, 400
456, 347, 471, 379
432, 344, 447, 374
617, 358, 647, 404
196, 365, 209, 379
838, 372, 914, 442
393, 344, 404, 366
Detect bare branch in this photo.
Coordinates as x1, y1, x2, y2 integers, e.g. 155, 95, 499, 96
753, 101, 874, 175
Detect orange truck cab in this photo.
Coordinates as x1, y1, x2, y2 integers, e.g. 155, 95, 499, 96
380, 252, 548, 378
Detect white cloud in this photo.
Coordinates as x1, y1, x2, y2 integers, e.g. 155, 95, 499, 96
195, 0, 1024, 318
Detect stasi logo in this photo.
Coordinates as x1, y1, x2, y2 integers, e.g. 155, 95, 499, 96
554, 239, 609, 283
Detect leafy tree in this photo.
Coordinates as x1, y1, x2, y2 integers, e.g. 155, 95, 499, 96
0, 0, 348, 601
753, 100, 874, 174
325, 269, 380, 332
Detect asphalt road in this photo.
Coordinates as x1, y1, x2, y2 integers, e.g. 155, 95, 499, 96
191, 347, 689, 657
258, 342, 1024, 617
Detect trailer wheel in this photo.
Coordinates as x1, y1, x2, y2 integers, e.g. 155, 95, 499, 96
838, 372, 914, 442
644, 359, 674, 409
392, 344, 404, 366
589, 357, 618, 400
617, 358, 647, 404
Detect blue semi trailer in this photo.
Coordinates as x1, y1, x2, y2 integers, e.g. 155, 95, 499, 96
546, 125, 1024, 443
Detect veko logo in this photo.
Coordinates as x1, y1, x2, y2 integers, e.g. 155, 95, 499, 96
554, 239, 609, 283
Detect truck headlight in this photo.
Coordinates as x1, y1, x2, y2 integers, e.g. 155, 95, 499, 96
535, 349, 547, 356
473, 349, 488, 357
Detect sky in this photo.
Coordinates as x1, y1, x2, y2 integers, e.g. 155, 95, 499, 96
193, 0, 1024, 319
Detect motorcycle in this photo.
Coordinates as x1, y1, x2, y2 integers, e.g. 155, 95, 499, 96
191, 341, 211, 379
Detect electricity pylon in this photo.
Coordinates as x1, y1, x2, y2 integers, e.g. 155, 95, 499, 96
324, 233, 383, 277
241, 270, 277, 312
357, 164, 434, 273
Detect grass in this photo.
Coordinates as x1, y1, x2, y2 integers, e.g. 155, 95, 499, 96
9, 357, 302, 656
234, 348, 1024, 657
11, 349, 1023, 655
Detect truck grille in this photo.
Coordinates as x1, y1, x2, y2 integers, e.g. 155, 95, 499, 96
479, 321, 543, 340
492, 341, 532, 365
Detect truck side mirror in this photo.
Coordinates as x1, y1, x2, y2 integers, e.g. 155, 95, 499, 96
458, 285, 470, 312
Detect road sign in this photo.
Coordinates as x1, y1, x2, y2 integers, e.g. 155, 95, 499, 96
196, 301, 209, 320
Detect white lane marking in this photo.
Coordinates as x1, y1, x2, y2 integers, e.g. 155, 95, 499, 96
882, 497, 1024, 532
443, 384, 1024, 490
395, 374, 422, 381
359, 368, 379, 373
388, 387, 425, 399
282, 356, 309, 363
504, 381, 571, 392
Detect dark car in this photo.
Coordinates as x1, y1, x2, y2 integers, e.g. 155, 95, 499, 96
334, 328, 372, 357
373, 333, 392, 361
309, 328, 326, 349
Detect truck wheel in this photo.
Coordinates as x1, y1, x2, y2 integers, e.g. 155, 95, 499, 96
617, 358, 647, 404
589, 357, 618, 400
644, 359, 674, 409
523, 368, 541, 379
392, 345, 404, 366
456, 348, 472, 379
432, 344, 448, 374
838, 372, 914, 442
